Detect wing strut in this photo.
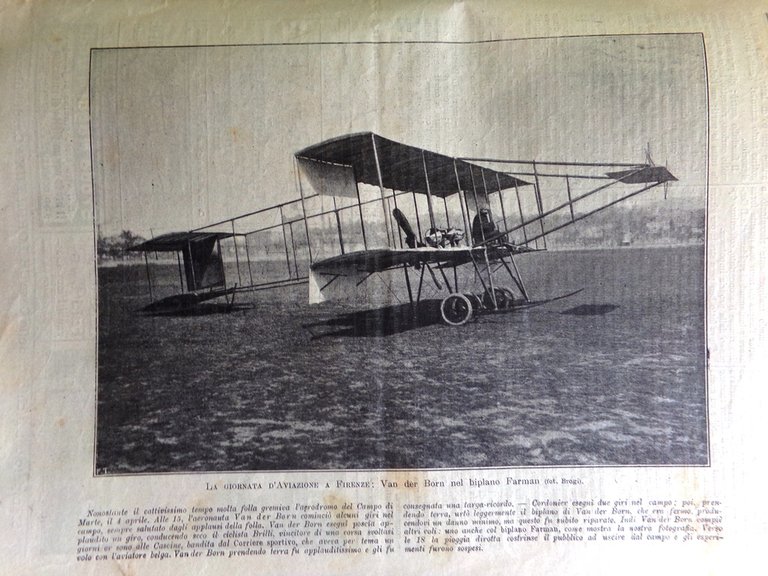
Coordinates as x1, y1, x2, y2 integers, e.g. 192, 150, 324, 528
371, 134, 394, 248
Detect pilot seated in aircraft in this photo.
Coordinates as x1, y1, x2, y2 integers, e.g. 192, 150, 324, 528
472, 208, 508, 245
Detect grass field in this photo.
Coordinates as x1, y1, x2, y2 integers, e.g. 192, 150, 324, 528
96, 245, 707, 473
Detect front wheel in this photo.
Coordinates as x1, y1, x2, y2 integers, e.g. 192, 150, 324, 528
441, 294, 474, 326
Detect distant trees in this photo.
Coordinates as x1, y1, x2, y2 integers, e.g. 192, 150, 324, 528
548, 203, 705, 248
97, 230, 146, 260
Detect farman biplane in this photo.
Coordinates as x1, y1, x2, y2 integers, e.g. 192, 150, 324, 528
130, 132, 676, 325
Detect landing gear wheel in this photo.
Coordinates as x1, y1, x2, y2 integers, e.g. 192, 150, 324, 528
441, 294, 474, 326
500, 287, 516, 309
482, 287, 509, 310
465, 293, 483, 315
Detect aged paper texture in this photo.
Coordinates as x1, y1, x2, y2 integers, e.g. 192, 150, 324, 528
1, 0, 766, 574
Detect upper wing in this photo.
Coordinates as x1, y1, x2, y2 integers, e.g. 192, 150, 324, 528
296, 132, 529, 199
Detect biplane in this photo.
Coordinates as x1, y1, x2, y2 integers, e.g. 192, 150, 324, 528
130, 132, 676, 324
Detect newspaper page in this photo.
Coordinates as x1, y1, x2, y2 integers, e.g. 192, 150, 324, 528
1, 0, 766, 574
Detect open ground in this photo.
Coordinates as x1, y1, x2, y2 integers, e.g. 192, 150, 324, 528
96, 245, 707, 473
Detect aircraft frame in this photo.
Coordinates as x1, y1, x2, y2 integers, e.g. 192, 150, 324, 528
129, 132, 676, 325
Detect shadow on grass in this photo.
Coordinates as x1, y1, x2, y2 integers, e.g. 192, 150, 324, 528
304, 300, 444, 338
305, 289, 587, 338
141, 301, 254, 317
560, 304, 619, 316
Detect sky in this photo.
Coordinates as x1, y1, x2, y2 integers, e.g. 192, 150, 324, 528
91, 34, 707, 238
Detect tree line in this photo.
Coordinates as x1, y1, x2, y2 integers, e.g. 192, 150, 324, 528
97, 230, 146, 260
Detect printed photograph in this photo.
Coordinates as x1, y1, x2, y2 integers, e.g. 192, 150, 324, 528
92, 34, 708, 473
